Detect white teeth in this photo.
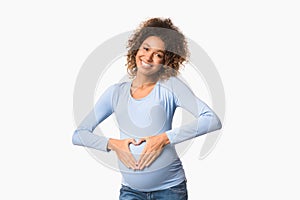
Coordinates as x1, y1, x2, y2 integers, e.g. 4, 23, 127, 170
141, 61, 151, 67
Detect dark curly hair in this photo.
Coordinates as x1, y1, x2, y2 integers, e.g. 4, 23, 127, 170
126, 17, 189, 80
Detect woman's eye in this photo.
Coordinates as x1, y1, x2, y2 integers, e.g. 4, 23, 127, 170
143, 47, 149, 51
156, 54, 163, 58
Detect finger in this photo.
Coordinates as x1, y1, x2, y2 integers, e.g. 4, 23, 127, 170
138, 155, 147, 169
120, 153, 136, 169
139, 137, 152, 155
138, 148, 157, 169
127, 138, 136, 145
123, 157, 135, 169
145, 150, 161, 167
127, 153, 138, 169
117, 146, 137, 169
139, 152, 156, 170
127, 142, 139, 168
137, 145, 149, 167
140, 149, 162, 170
134, 138, 146, 146
123, 147, 138, 169
118, 154, 130, 169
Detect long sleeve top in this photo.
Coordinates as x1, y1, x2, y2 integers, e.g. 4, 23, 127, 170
72, 76, 222, 191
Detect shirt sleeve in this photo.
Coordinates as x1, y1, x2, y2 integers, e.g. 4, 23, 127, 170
72, 84, 117, 152
165, 77, 222, 144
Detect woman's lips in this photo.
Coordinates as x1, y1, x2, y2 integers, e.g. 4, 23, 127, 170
141, 60, 152, 68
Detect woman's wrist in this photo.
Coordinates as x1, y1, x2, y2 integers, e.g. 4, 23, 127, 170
107, 138, 116, 151
160, 132, 170, 146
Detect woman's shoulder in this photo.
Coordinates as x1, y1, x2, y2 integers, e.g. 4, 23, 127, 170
106, 80, 130, 91
159, 75, 195, 101
159, 75, 190, 90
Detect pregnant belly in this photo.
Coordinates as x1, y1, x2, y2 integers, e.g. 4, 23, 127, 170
118, 143, 179, 191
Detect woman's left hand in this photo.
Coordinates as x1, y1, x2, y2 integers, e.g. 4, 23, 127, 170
136, 133, 170, 170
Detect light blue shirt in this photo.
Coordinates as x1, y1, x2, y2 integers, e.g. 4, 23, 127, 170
72, 76, 222, 191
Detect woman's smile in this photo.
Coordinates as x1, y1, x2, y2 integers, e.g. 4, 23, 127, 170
141, 60, 153, 68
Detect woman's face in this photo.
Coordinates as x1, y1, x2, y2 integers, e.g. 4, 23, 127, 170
135, 36, 165, 78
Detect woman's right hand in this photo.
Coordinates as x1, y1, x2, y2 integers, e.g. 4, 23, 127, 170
107, 138, 138, 170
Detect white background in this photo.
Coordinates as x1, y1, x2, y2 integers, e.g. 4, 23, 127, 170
1, 0, 299, 199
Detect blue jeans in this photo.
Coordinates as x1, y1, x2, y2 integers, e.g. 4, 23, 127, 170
119, 180, 188, 200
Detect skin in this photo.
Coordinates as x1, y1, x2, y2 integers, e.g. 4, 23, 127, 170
108, 36, 170, 170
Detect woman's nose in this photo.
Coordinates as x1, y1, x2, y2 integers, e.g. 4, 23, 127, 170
144, 51, 153, 61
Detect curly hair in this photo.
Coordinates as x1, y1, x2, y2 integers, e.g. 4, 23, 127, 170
126, 17, 189, 80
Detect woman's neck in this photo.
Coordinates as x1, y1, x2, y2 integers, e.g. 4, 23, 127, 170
132, 74, 159, 87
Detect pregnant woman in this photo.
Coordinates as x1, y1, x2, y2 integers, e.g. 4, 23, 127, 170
72, 17, 222, 200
